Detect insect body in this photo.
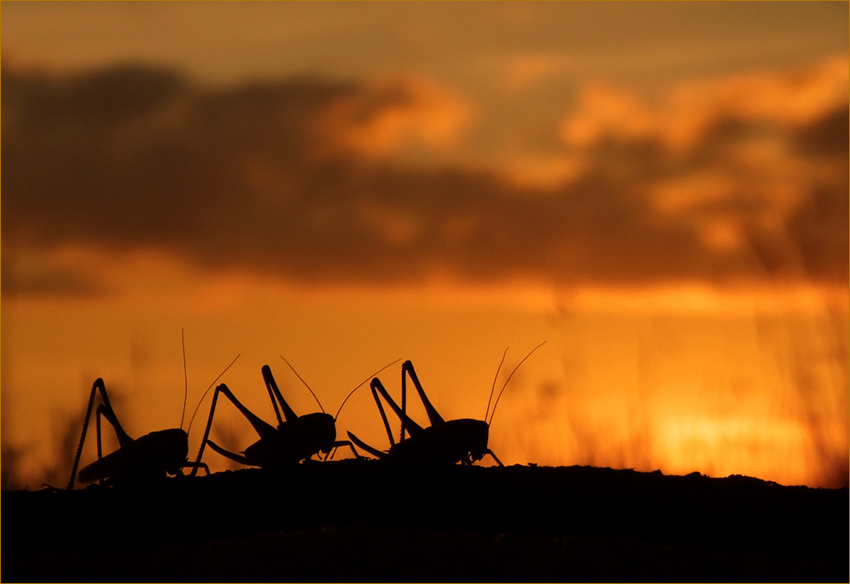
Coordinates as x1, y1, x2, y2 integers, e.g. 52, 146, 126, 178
347, 343, 546, 466
67, 378, 208, 489
192, 359, 399, 471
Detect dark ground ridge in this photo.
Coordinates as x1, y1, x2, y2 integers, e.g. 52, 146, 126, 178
3, 461, 847, 582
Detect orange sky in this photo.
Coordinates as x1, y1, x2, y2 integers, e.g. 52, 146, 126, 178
1, 2, 847, 489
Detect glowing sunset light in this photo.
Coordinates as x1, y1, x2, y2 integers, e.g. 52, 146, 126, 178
312, 75, 473, 161
2, 2, 846, 491
491, 289, 847, 488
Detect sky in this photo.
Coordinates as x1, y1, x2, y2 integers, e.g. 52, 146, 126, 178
1, 1, 848, 489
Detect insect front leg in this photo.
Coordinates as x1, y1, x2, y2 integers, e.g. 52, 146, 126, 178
322, 439, 361, 461
484, 449, 504, 467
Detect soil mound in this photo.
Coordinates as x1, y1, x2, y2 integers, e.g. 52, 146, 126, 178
3, 461, 846, 581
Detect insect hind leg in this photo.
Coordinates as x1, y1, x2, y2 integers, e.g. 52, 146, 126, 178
402, 360, 444, 429
67, 379, 133, 490
370, 380, 396, 447
179, 461, 210, 476
192, 383, 278, 475
370, 378, 424, 440
91, 403, 130, 484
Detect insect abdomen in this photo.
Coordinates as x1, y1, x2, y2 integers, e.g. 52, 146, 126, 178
78, 448, 129, 484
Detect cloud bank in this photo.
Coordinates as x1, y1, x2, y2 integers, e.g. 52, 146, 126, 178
2, 57, 846, 297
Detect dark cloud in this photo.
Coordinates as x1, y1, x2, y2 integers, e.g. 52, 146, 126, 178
2, 60, 846, 297
0, 257, 107, 298
793, 103, 849, 159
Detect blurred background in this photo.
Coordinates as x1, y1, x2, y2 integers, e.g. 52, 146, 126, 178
2, 2, 847, 489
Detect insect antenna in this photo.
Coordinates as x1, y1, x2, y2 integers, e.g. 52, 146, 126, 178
180, 329, 188, 430
484, 347, 509, 423
280, 355, 325, 414
334, 357, 403, 422
324, 357, 402, 461
186, 353, 242, 436
487, 341, 547, 426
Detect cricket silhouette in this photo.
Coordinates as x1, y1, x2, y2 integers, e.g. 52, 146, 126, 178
192, 357, 401, 471
66, 334, 239, 489
348, 342, 546, 466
